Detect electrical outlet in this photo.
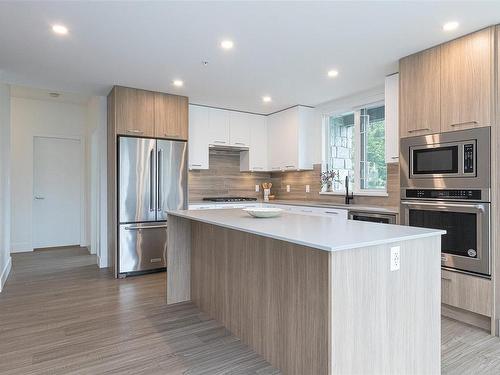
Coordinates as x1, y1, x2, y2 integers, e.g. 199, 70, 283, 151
286, 185, 291, 192
390, 246, 400, 271
305, 184, 310, 193
255, 184, 260, 192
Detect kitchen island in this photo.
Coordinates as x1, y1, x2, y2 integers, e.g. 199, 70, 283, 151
166, 208, 444, 375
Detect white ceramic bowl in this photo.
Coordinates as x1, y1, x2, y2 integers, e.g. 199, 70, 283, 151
243, 207, 283, 218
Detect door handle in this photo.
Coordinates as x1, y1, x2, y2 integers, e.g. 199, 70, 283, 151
157, 148, 163, 211
125, 224, 168, 230
408, 128, 430, 133
450, 121, 478, 127
127, 129, 144, 134
401, 200, 485, 212
150, 149, 155, 212
34, 196, 45, 200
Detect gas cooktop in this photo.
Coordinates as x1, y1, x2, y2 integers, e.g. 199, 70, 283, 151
202, 197, 258, 202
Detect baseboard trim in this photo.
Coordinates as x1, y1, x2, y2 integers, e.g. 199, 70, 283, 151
11, 242, 33, 253
442, 303, 491, 332
0, 257, 12, 292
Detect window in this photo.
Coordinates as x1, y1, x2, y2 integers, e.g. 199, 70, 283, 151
324, 104, 386, 193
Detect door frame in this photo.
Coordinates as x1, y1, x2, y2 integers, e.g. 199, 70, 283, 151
32, 134, 87, 249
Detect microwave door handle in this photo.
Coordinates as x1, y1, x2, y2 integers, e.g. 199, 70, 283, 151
401, 201, 485, 212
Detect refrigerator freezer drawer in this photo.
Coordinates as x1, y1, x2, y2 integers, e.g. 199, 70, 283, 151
118, 223, 167, 274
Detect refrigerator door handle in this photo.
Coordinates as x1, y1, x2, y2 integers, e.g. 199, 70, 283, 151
149, 149, 155, 212
125, 224, 168, 230
157, 148, 163, 211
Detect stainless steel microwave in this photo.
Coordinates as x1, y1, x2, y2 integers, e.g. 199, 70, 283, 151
410, 140, 475, 179
400, 127, 491, 201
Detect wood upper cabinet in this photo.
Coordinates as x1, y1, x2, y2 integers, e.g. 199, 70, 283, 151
154, 93, 188, 140
399, 47, 441, 138
114, 86, 155, 137
440, 27, 494, 132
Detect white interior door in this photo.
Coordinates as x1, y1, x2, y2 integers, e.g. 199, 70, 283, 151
33, 137, 81, 249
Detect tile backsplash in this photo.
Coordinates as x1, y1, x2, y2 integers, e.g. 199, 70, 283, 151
271, 163, 400, 207
188, 150, 278, 201
189, 150, 399, 208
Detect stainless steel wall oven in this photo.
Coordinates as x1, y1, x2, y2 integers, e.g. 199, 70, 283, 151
400, 128, 491, 276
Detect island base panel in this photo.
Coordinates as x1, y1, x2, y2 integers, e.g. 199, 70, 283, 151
190, 221, 330, 375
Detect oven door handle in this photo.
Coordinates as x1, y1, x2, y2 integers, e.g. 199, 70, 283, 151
401, 201, 485, 212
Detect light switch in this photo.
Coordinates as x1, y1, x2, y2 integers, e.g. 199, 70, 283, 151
286, 185, 290, 192
255, 185, 260, 192
305, 185, 310, 193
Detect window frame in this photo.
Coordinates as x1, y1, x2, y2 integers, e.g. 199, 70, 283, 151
322, 100, 387, 197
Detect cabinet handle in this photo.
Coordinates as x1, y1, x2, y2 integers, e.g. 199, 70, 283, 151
190, 164, 202, 167
213, 140, 226, 144
285, 165, 296, 169
391, 156, 399, 160
165, 133, 180, 138
450, 121, 478, 127
252, 167, 263, 170
271, 167, 281, 170
324, 211, 339, 215
234, 142, 247, 145
441, 277, 452, 282
408, 128, 430, 133
127, 129, 144, 134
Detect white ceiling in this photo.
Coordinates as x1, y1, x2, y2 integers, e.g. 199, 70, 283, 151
0, 1, 499, 114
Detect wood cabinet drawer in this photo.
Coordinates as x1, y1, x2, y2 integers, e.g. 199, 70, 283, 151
441, 269, 491, 317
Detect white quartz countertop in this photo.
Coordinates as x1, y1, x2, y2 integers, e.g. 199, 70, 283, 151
167, 208, 444, 252
188, 200, 399, 214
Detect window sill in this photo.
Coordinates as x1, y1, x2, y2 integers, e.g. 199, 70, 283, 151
319, 191, 389, 198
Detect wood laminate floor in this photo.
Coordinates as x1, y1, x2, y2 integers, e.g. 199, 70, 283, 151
1, 247, 500, 374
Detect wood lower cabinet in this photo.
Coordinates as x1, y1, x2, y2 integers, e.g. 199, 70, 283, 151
399, 47, 441, 138
154, 93, 188, 140
114, 86, 155, 137
441, 269, 492, 317
440, 27, 494, 132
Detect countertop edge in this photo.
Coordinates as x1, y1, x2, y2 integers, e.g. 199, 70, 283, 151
167, 210, 444, 252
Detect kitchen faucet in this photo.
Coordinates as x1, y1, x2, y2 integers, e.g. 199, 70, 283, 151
345, 175, 354, 205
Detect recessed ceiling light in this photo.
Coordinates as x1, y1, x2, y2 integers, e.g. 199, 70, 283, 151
220, 40, 234, 50
173, 80, 184, 87
443, 21, 459, 31
327, 70, 339, 78
52, 24, 68, 35
262, 96, 272, 103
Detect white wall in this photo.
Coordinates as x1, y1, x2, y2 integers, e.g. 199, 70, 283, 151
10, 97, 88, 253
0, 82, 12, 292
86, 96, 108, 268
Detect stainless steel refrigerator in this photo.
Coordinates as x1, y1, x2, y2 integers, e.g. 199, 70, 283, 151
118, 136, 187, 276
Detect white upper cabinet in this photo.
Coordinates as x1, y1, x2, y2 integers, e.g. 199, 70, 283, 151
188, 105, 209, 170
240, 115, 267, 171
267, 106, 314, 171
208, 108, 230, 146
384, 73, 399, 163
188, 104, 316, 172
229, 112, 251, 147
